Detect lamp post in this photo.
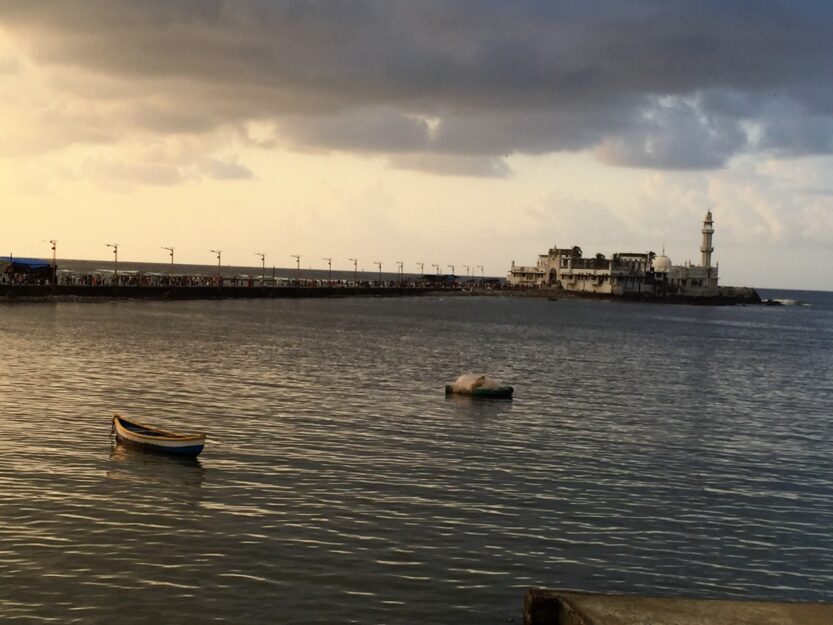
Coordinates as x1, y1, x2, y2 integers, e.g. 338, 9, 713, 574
432, 263, 440, 275
291, 254, 300, 285
348, 258, 358, 284
448, 264, 455, 276
45, 240, 57, 266
44, 240, 57, 285
463, 265, 471, 278
210, 249, 222, 285
323, 257, 332, 283
374, 261, 382, 285
417, 262, 424, 275
162, 246, 174, 271
106, 243, 119, 278
256, 252, 265, 286
477, 264, 484, 278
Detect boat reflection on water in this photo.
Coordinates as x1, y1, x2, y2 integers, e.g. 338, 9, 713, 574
108, 437, 205, 494
444, 392, 515, 419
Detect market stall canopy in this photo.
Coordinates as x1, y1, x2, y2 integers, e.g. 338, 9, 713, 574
1, 257, 53, 272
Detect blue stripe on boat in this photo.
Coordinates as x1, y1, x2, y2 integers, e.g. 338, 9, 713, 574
163, 444, 204, 455
116, 436, 204, 456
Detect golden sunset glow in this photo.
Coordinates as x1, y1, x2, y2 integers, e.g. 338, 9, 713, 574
2, 4, 832, 288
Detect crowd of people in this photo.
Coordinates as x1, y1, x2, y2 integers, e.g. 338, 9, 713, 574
2, 269, 466, 289
3, 261, 503, 290
57, 271, 219, 288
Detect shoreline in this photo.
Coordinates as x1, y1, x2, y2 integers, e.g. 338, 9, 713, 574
1, 284, 762, 305
468, 285, 762, 306
0, 284, 445, 302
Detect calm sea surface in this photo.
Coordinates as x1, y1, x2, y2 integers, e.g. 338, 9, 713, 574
1, 291, 832, 624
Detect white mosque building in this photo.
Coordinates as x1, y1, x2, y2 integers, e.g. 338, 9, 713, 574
507, 211, 719, 297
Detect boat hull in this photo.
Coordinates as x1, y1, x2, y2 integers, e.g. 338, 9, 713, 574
113, 415, 206, 457
445, 384, 514, 399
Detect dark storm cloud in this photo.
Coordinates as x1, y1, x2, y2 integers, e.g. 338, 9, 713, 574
598, 97, 749, 169
2, 0, 833, 171
283, 108, 431, 153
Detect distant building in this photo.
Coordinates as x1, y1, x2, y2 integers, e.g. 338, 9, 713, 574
507, 211, 719, 297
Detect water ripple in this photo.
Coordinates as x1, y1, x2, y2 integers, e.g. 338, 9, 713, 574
1, 297, 832, 623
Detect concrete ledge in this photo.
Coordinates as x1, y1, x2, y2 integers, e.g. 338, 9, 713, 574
492, 287, 761, 305
524, 590, 833, 625
0, 285, 447, 301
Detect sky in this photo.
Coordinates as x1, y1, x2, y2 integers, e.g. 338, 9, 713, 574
2, 1, 833, 290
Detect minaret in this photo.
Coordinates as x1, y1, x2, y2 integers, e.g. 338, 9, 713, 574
700, 210, 714, 268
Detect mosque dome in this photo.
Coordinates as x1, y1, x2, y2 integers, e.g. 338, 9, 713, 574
653, 255, 672, 273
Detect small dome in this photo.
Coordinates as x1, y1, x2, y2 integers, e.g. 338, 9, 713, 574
653, 255, 672, 273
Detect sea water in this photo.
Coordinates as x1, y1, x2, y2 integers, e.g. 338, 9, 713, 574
1, 292, 831, 623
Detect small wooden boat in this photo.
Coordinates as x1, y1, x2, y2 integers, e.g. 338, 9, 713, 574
112, 413, 206, 457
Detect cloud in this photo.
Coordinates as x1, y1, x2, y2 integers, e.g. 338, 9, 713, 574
77, 154, 253, 186
524, 195, 636, 250
2, 1, 833, 173
201, 156, 254, 180
759, 110, 833, 157
596, 96, 748, 169
389, 153, 511, 178
0, 101, 118, 157
80, 156, 187, 186
629, 157, 833, 254
282, 107, 431, 153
